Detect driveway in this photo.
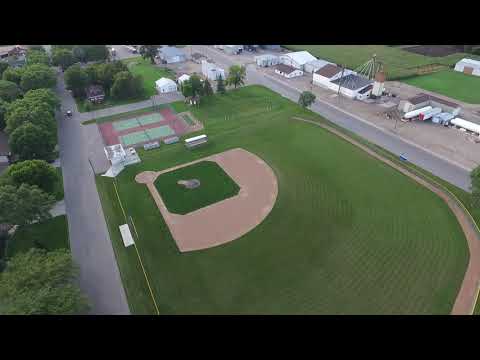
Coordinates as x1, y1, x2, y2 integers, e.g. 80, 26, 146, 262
192, 45, 472, 191
56, 70, 130, 314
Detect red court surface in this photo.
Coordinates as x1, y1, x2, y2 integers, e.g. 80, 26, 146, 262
98, 108, 190, 147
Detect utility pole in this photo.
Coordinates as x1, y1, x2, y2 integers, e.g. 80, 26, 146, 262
337, 65, 346, 96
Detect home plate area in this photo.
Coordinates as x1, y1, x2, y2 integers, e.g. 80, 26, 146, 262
135, 148, 279, 252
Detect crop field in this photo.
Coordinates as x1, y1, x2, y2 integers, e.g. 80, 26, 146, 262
283, 45, 475, 79
402, 70, 480, 104
96, 85, 468, 314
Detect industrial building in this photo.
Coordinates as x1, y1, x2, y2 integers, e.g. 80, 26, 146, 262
454, 58, 480, 76
155, 78, 178, 93
280, 51, 316, 71
313, 64, 346, 87
255, 54, 280, 67
274, 64, 303, 78
201, 60, 225, 81
158, 46, 186, 64
330, 74, 373, 99
304, 58, 333, 74
398, 94, 461, 116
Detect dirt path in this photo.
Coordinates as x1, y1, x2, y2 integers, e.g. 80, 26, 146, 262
135, 148, 278, 252
292, 116, 480, 315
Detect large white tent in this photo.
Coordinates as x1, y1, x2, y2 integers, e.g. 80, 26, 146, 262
155, 78, 178, 93
454, 58, 480, 76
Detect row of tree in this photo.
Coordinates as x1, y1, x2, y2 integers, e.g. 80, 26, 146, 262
64, 61, 143, 101
51, 45, 109, 69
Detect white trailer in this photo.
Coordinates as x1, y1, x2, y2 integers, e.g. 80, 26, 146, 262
419, 107, 442, 121
404, 106, 433, 119
450, 118, 480, 135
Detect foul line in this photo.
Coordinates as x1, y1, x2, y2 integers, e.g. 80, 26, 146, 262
472, 281, 480, 315
112, 179, 160, 315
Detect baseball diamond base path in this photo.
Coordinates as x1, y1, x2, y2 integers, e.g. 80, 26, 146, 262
292, 116, 480, 315
136, 148, 278, 252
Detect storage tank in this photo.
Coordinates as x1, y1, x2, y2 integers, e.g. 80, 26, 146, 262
419, 107, 442, 121
404, 106, 432, 119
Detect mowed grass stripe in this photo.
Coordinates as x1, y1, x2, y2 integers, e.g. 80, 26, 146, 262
96, 85, 468, 314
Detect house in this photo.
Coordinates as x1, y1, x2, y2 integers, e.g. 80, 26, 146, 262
0, 45, 27, 67
86, 85, 105, 103
280, 51, 316, 71
178, 74, 191, 85
223, 45, 244, 55
255, 54, 280, 67
454, 58, 480, 76
304, 59, 333, 74
158, 46, 186, 64
313, 64, 345, 87
398, 93, 461, 115
274, 64, 303, 78
155, 78, 178, 93
201, 60, 225, 81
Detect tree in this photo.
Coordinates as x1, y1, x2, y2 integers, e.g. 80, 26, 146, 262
0, 99, 8, 130
203, 79, 213, 96
298, 91, 316, 108
226, 65, 246, 89
2, 66, 24, 85
0, 80, 22, 102
82, 45, 109, 62
0, 63, 9, 78
94, 62, 128, 93
51, 48, 75, 70
19, 64, 56, 92
64, 64, 89, 98
72, 46, 86, 63
0, 183, 55, 226
5, 98, 56, 136
27, 45, 45, 52
110, 71, 143, 100
23, 88, 60, 111
181, 81, 193, 98
9, 122, 56, 161
26, 49, 50, 66
216, 76, 226, 94
5, 160, 59, 195
0, 248, 89, 315
139, 45, 158, 64
189, 74, 204, 97
471, 166, 480, 207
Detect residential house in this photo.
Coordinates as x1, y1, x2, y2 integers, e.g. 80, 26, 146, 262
274, 64, 303, 78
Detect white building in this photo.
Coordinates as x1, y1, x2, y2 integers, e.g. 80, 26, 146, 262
178, 74, 191, 85
280, 51, 316, 71
304, 59, 333, 74
313, 64, 346, 87
274, 64, 303, 78
454, 58, 480, 76
158, 46, 186, 64
201, 60, 225, 81
102, 144, 141, 178
155, 78, 178, 93
255, 54, 280, 67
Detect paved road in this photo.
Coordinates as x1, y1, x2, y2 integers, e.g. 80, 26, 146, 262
56, 71, 130, 314
193, 45, 472, 191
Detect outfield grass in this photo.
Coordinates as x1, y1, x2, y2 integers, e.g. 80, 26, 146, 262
6, 215, 69, 258
96, 85, 469, 314
155, 161, 240, 214
402, 70, 480, 104
283, 45, 476, 79
123, 57, 176, 97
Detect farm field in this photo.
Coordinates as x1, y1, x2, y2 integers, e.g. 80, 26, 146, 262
6, 215, 70, 258
402, 70, 480, 104
123, 57, 176, 97
283, 45, 474, 79
96, 85, 469, 314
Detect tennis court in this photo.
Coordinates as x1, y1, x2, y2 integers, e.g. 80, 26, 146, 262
120, 131, 150, 147
145, 125, 175, 139
113, 118, 141, 132
138, 113, 164, 126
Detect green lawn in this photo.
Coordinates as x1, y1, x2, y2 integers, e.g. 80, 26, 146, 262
402, 70, 480, 104
54, 168, 64, 201
96, 85, 469, 314
6, 215, 70, 258
123, 57, 176, 97
155, 161, 240, 214
283, 45, 476, 80
76, 95, 148, 113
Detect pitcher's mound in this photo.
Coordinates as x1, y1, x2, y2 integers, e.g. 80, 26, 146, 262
135, 148, 278, 252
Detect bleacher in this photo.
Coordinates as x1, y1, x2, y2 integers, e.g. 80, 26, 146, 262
143, 141, 160, 150
184, 134, 208, 149
163, 136, 180, 145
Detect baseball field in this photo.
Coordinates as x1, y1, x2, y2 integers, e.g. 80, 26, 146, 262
96, 85, 469, 314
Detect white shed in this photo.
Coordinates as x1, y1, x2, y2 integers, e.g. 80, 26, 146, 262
274, 64, 303, 78
178, 74, 191, 85
255, 54, 280, 67
280, 51, 316, 70
155, 78, 178, 93
201, 60, 225, 81
454, 58, 480, 76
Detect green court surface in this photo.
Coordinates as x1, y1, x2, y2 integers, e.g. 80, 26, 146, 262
121, 131, 149, 146
137, 113, 164, 126
145, 125, 175, 139
180, 113, 195, 126
113, 118, 141, 132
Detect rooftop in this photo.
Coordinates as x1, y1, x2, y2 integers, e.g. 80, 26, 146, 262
160, 46, 185, 58
156, 77, 176, 87
458, 58, 480, 67
331, 74, 373, 90
274, 63, 298, 74
86, 85, 105, 97
408, 93, 459, 108
315, 64, 343, 78
282, 51, 316, 65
